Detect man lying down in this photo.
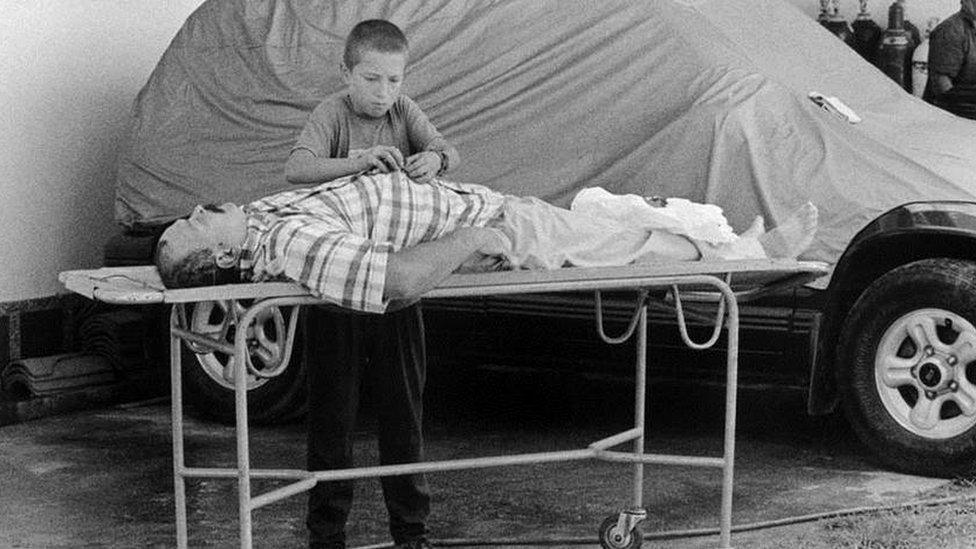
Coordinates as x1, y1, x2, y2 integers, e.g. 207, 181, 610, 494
154, 172, 817, 313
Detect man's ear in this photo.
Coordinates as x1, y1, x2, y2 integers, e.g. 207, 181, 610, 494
340, 61, 351, 82
214, 247, 240, 269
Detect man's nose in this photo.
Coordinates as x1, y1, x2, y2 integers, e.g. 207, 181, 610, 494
191, 205, 205, 218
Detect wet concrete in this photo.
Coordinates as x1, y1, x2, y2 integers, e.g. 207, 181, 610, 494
0, 369, 961, 548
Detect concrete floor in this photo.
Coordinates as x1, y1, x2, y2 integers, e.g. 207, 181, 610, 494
0, 370, 959, 548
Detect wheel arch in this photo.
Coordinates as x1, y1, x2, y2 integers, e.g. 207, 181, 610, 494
808, 202, 976, 415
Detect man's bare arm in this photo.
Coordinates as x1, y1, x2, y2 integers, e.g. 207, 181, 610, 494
384, 227, 507, 302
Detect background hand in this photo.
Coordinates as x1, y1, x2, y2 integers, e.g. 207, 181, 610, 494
404, 151, 441, 183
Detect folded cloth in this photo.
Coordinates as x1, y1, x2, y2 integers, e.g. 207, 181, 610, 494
570, 187, 737, 245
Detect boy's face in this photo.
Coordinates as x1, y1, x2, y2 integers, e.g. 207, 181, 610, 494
342, 49, 406, 118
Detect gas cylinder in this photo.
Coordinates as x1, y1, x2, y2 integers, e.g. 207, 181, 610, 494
851, 0, 882, 63
820, 0, 856, 46
876, 1, 911, 89
912, 18, 940, 97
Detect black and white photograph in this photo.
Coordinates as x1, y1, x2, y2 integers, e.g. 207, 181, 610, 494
3, 0, 976, 547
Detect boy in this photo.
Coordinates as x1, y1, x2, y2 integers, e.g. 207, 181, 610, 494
283, 19, 456, 549
285, 20, 458, 186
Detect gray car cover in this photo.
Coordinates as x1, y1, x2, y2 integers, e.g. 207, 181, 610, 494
114, 0, 976, 266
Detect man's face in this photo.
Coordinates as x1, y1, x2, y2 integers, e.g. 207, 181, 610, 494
964, 0, 976, 19
342, 49, 406, 118
161, 203, 247, 260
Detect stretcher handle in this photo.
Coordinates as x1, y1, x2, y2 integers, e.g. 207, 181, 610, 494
670, 274, 730, 350
594, 290, 649, 344
245, 304, 300, 379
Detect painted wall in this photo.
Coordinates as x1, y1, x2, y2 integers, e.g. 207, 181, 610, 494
784, 0, 960, 34
0, 0, 204, 302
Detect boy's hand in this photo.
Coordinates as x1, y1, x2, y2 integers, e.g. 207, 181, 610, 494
404, 151, 441, 184
356, 146, 404, 173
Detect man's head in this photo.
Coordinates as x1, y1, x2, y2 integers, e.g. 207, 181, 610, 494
341, 19, 408, 118
155, 203, 248, 288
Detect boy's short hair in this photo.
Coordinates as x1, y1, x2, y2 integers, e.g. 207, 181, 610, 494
343, 19, 408, 69
155, 239, 218, 288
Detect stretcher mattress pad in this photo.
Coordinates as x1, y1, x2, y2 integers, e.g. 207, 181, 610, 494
59, 260, 829, 305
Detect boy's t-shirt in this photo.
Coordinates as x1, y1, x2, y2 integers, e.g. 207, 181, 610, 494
292, 94, 449, 159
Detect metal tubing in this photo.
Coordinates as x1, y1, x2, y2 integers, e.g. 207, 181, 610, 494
160, 275, 753, 548
234, 300, 256, 549
588, 427, 643, 450
593, 451, 724, 467
250, 478, 319, 510
717, 281, 740, 549
312, 449, 596, 482
247, 304, 301, 379
183, 467, 311, 479
632, 306, 647, 508
170, 307, 188, 549
172, 326, 236, 356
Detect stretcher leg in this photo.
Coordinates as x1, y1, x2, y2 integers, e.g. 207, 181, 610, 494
632, 306, 647, 508
170, 306, 189, 549
234, 300, 254, 549
719, 289, 739, 549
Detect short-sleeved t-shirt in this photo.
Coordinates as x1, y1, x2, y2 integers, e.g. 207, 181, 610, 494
292, 94, 449, 159
926, 12, 976, 99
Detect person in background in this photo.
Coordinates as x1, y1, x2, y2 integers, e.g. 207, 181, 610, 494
924, 0, 976, 118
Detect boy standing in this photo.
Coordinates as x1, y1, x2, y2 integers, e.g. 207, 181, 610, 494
285, 20, 454, 549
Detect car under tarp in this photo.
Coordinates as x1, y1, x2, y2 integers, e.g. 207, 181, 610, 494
114, 0, 976, 267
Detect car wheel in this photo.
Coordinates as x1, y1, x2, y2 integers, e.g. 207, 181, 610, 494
179, 301, 307, 424
837, 258, 976, 477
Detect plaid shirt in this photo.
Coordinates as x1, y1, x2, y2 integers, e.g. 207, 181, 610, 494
239, 172, 505, 313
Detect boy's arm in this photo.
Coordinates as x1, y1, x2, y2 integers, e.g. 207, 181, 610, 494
285, 149, 368, 184
401, 97, 461, 182
285, 147, 406, 185
384, 226, 507, 302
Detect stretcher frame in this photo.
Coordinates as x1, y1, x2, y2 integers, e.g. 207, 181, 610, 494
60, 259, 829, 549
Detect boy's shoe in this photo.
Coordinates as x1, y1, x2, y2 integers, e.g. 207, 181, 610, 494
393, 538, 433, 549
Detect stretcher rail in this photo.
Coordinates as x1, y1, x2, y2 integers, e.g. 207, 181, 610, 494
59, 259, 829, 549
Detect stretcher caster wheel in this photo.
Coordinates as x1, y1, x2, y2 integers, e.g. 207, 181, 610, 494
598, 510, 645, 549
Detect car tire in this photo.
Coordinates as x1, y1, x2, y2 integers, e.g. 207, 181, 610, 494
837, 258, 976, 477
179, 301, 307, 425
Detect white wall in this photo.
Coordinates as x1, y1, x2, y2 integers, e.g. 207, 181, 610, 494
0, 0, 204, 302
784, 0, 960, 33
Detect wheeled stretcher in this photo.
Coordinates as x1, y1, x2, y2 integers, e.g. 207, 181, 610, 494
60, 259, 828, 549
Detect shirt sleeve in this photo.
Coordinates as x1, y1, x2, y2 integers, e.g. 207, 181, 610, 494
262, 214, 393, 313
400, 96, 460, 171
292, 101, 340, 158
400, 96, 448, 152
928, 22, 966, 78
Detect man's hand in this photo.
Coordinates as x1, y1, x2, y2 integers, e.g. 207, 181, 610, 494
455, 227, 512, 273
404, 151, 441, 183
474, 227, 511, 256
354, 146, 404, 173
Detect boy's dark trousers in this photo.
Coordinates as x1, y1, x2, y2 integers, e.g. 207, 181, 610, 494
305, 304, 430, 548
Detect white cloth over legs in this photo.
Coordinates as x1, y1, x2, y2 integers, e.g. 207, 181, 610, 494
490, 196, 700, 269
570, 187, 737, 245
570, 187, 768, 261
